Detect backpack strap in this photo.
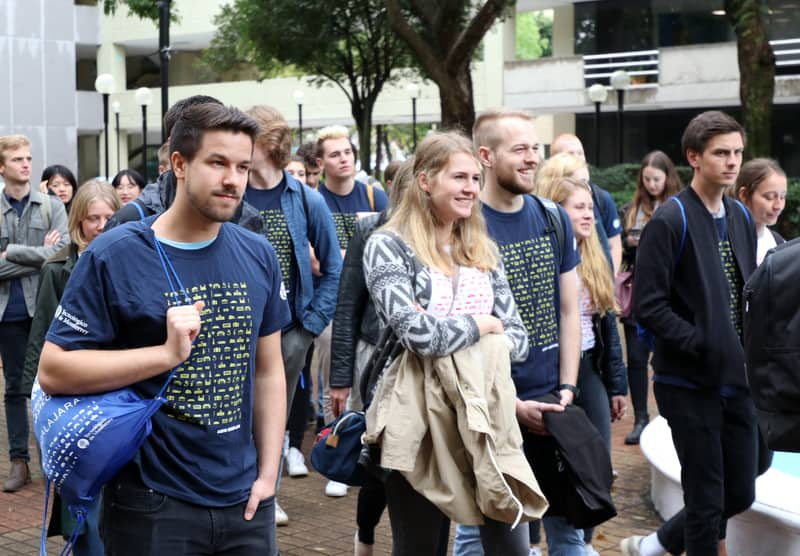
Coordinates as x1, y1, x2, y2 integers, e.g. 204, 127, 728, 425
591, 184, 607, 224
532, 195, 565, 265
668, 196, 687, 266
732, 198, 752, 226
132, 200, 146, 221
367, 183, 375, 211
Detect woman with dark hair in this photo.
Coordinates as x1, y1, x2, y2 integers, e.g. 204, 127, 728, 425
619, 150, 682, 445
731, 158, 788, 264
111, 168, 146, 205
40, 165, 78, 213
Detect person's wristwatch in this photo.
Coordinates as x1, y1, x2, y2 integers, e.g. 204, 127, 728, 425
558, 384, 580, 399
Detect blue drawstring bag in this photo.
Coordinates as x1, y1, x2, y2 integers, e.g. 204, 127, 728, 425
32, 237, 192, 556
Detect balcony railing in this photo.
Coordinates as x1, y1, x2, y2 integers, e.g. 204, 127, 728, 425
583, 50, 659, 88
771, 38, 800, 77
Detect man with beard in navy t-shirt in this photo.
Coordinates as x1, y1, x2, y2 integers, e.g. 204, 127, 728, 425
39, 103, 290, 555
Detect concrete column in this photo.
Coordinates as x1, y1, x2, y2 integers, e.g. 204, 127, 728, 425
552, 5, 575, 57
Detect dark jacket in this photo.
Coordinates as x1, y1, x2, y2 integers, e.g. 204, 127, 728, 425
330, 212, 386, 388
534, 392, 616, 529
104, 170, 264, 234
591, 312, 628, 397
633, 187, 757, 388
618, 201, 637, 270
22, 243, 78, 395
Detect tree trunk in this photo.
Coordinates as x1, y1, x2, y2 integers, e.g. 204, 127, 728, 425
352, 101, 374, 175
726, 0, 775, 159
439, 62, 476, 135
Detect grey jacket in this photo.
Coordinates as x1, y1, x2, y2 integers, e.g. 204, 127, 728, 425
0, 189, 69, 318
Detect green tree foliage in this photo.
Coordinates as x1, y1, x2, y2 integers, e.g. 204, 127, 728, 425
102, 0, 177, 22
725, 0, 775, 159
515, 10, 552, 60
385, 0, 515, 134
202, 0, 414, 174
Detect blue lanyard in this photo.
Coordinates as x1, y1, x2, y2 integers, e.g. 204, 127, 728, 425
153, 236, 196, 399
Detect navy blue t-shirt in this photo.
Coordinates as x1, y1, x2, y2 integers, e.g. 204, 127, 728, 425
46, 218, 291, 506
483, 196, 580, 400
245, 180, 296, 321
318, 181, 388, 249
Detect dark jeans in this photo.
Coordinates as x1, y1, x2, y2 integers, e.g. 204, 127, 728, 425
654, 383, 757, 556
385, 472, 527, 556
286, 348, 313, 449
623, 322, 651, 422
356, 474, 387, 545
101, 465, 276, 555
0, 319, 32, 461
574, 349, 612, 544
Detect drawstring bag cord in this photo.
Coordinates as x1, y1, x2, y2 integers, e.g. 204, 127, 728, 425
39, 236, 194, 556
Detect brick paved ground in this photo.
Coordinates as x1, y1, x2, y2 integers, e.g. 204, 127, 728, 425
0, 401, 663, 556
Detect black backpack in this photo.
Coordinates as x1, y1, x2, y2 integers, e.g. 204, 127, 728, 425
743, 236, 800, 452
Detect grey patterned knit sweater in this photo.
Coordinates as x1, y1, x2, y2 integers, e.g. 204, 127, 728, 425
363, 231, 529, 361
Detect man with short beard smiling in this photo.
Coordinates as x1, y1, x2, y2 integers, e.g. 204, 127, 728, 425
452, 109, 586, 556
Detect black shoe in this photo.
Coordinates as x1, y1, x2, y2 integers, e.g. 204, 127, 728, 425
625, 420, 648, 445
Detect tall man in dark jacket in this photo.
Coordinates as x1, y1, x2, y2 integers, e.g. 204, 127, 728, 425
622, 111, 758, 556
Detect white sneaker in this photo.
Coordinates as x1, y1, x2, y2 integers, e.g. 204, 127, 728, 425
585, 544, 600, 556
528, 547, 542, 556
275, 501, 289, 526
620, 535, 644, 556
286, 447, 309, 477
325, 480, 348, 497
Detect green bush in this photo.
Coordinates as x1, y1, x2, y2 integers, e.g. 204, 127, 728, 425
776, 177, 800, 240
593, 164, 799, 239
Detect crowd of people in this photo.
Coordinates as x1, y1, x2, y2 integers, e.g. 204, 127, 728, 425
0, 96, 789, 556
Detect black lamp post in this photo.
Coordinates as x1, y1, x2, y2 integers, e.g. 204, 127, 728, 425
293, 90, 304, 146
111, 100, 121, 174
135, 87, 154, 182
407, 83, 419, 152
157, 0, 171, 142
610, 70, 631, 164
94, 73, 114, 179
587, 83, 608, 168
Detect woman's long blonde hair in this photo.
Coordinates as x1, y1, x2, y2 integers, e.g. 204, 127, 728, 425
541, 177, 617, 315
534, 152, 587, 196
68, 180, 121, 251
382, 131, 496, 274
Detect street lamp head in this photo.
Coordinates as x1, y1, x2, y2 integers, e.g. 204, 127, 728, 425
293, 90, 305, 105
111, 100, 121, 114
135, 87, 154, 107
94, 73, 114, 95
406, 83, 420, 99
587, 83, 609, 104
610, 70, 631, 91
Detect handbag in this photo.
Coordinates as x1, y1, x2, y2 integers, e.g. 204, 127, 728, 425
32, 236, 192, 555
615, 269, 634, 318
310, 410, 368, 486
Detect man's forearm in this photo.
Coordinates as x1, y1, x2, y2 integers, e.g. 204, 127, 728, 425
253, 334, 287, 485
558, 309, 580, 387
38, 341, 177, 395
